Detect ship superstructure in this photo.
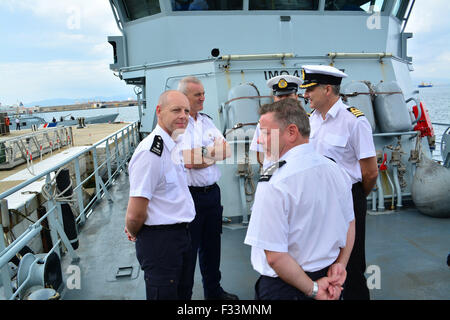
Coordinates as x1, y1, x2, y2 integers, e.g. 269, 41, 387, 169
108, 0, 449, 220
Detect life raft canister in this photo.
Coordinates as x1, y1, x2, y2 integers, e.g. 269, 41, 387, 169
374, 81, 413, 133
412, 102, 435, 137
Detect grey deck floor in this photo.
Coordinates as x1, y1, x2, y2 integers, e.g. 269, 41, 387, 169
61, 171, 449, 300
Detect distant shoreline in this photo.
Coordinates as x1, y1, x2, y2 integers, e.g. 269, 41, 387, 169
1, 103, 138, 115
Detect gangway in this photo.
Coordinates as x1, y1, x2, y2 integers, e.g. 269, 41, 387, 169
0, 127, 74, 170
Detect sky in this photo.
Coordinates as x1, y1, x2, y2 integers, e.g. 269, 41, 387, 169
0, 0, 449, 106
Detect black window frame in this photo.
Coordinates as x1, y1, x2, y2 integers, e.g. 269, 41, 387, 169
249, 0, 320, 11
171, 0, 244, 11
121, 0, 162, 22
324, 0, 388, 12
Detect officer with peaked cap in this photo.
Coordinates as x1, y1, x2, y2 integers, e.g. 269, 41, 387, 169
300, 65, 348, 88
267, 75, 302, 97
301, 65, 378, 300
250, 74, 303, 167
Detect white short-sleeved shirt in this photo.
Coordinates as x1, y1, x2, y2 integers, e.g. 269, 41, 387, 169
244, 143, 354, 276
128, 124, 195, 226
309, 99, 376, 184
249, 123, 274, 170
181, 113, 223, 187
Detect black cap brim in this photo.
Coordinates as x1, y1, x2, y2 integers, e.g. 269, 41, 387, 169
273, 88, 298, 96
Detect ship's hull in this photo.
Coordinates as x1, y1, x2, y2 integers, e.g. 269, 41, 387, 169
45, 113, 120, 127
9, 113, 119, 130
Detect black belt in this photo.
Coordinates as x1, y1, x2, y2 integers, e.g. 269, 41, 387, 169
261, 265, 330, 282
143, 222, 189, 231
188, 183, 217, 193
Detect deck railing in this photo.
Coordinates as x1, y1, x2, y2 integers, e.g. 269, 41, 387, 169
0, 121, 139, 300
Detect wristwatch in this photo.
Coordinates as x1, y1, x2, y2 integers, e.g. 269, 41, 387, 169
308, 281, 318, 299
201, 146, 208, 157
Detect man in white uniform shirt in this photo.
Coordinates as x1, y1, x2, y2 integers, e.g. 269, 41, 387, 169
301, 65, 378, 300
244, 98, 355, 300
178, 76, 238, 300
250, 74, 302, 168
125, 90, 196, 300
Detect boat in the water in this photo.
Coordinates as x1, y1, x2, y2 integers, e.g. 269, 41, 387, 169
8, 113, 119, 130
0, 0, 449, 302
418, 82, 433, 88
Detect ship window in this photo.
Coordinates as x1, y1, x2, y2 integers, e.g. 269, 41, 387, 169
171, 0, 243, 11
392, 0, 409, 19
122, 0, 161, 21
325, 0, 386, 12
249, 0, 319, 10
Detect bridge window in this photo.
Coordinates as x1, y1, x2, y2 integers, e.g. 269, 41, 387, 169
171, 0, 243, 11
325, 0, 386, 12
249, 0, 319, 10
392, 0, 410, 19
122, 0, 161, 21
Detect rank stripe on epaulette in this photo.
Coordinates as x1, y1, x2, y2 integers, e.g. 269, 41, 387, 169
347, 107, 365, 118
199, 112, 212, 120
258, 160, 287, 182
150, 135, 163, 156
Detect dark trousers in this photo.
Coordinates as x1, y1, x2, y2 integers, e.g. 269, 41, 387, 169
255, 266, 329, 300
187, 183, 224, 299
343, 182, 370, 300
135, 224, 194, 300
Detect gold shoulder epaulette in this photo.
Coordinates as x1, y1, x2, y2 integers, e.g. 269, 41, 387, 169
347, 107, 365, 118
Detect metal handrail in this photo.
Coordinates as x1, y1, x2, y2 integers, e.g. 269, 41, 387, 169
0, 122, 137, 200
432, 122, 450, 127
0, 121, 139, 300
0, 126, 67, 144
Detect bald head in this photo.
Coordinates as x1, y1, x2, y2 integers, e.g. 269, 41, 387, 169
158, 90, 188, 109
156, 90, 190, 137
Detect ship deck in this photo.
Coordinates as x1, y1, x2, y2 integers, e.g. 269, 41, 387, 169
60, 170, 450, 301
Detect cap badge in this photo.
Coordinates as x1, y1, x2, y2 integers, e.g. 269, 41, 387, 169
278, 79, 288, 89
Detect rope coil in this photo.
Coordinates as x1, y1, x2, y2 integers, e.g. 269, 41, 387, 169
41, 167, 77, 207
